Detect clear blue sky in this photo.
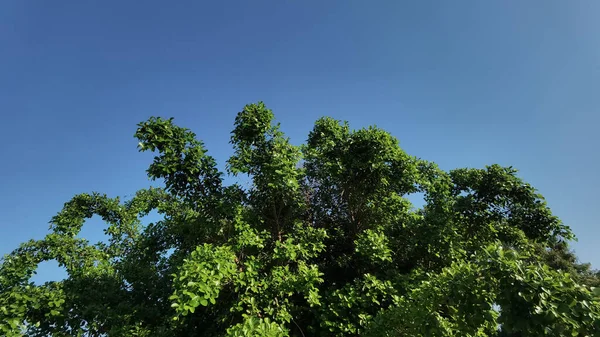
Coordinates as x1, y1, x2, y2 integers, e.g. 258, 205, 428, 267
1, 1, 599, 284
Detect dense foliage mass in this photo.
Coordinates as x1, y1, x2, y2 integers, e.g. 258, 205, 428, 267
1, 102, 599, 336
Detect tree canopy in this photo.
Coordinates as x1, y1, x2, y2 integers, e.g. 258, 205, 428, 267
1, 102, 599, 336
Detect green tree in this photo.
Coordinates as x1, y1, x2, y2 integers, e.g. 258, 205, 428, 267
534, 240, 600, 289
1, 102, 598, 336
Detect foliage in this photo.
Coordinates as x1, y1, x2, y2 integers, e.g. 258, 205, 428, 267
365, 244, 600, 336
1, 102, 598, 336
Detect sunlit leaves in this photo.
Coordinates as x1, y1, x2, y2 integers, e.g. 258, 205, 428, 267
226, 315, 289, 337
170, 244, 237, 317
354, 229, 392, 264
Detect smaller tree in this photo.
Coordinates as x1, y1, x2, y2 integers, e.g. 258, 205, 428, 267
535, 240, 600, 288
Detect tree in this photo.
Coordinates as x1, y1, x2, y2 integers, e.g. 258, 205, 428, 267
1, 102, 599, 336
535, 240, 600, 289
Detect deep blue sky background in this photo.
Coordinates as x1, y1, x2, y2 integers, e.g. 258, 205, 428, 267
1, 1, 599, 284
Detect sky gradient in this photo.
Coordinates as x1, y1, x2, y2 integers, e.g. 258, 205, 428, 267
1, 1, 599, 284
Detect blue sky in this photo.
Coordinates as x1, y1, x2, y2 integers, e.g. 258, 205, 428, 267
1, 1, 599, 284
